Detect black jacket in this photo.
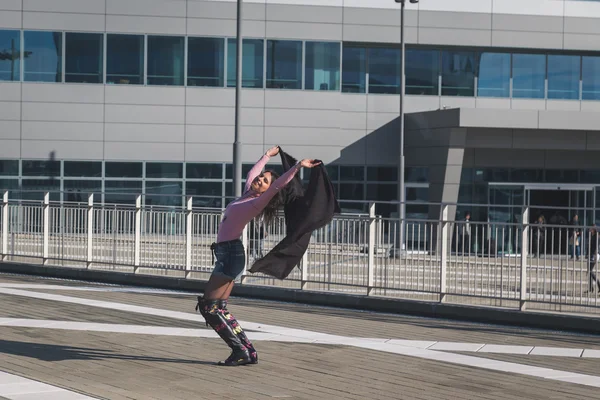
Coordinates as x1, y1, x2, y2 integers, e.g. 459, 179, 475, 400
248, 149, 340, 279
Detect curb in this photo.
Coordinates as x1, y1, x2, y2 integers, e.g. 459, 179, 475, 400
1, 261, 599, 335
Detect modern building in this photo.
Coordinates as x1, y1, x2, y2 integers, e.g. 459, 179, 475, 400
2, 0, 600, 227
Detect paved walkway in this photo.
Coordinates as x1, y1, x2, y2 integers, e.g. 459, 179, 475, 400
0, 273, 600, 399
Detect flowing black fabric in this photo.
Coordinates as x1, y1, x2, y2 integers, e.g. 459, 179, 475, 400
248, 149, 340, 279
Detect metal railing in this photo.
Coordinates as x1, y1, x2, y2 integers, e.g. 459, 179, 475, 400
2, 191, 600, 316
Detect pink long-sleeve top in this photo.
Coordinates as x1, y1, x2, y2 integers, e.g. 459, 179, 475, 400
216, 154, 300, 243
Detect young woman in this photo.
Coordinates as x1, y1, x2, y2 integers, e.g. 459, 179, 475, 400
196, 146, 320, 366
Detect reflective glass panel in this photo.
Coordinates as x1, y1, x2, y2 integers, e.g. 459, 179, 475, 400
64, 161, 101, 177
145, 181, 182, 207
367, 167, 397, 182
339, 166, 364, 181
305, 42, 340, 91
24, 31, 62, 82
406, 48, 439, 95
547, 55, 580, 100
512, 54, 546, 99
188, 37, 224, 87
266, 40, 302, 89
0, 30, 20, 81
186, 181, 223, 208
0, 160, 18, 176
105, 181, 142, 204
107, 34, 143, 85
186, 163, 222, 179
64, 180, 101, 201
342, 46, 366, 93
441, 51, 476, 96
227, 38, 264, 88
582, 56, 600, 100
368, 47, 401, 94
0, 178, 18, 191
22, 160, 59, 177
21, 179, 60, 201
477, 52, 510, 98
146, 162, 182, 179
65, 32, 103, 83
105, 162, 142, 178
147, 36, 184, 86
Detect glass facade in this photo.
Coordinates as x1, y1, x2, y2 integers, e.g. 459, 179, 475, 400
342, 46, 366, 93
441, 51, 476, 96
0, 30, 20, 81
266, 40, 302, 89
147, 36, 184, 86
65, 32, 103, 83
547, 55, 580, 100
368, 47, 401, 94
477, 52, 510, 98
405, 49, 439, 95
227, 38, 264, 88
107, 34, 144, 85
582, 56, 600, 101
24, 31, 62, 82
188, 37, 224, 87
305, 42, 340, 91
512, 54, 546, 99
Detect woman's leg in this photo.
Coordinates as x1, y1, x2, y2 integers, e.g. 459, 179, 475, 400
203, 274, 234, 300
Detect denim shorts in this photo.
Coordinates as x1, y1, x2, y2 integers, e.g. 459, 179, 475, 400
211, 239, 246, 281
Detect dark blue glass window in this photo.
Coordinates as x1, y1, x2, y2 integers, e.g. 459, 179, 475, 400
441, 51, 476, 96
147, 36, 184, 86
105, 181, 142, 205
105, 162, 142, 178
227, 38, 264, 88
368, 47, 400, 94
146, 162, 182, 179
23, 31, 62, 82
188, 37, 224, 87
305, 42, 340, 91
107, 34, 143, 85
22, 160, 60, 177
406, 49, 439, 95
0, 160, 18, 176
64, 161, 102, 177
65, 32, 103, 83
512, 54, 545, 99
266, 40, 302, 89
477, 52, 510, 98
186, 182, 223, 208
583, 56, 600, 101
342, 46, 366, 93
0, 30, 20, 81
145, 181, 182, 207
186, 163, 222, 179
547, 55, 580, 100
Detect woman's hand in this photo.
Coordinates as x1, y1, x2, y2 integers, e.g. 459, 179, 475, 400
265, 146, 280, 157
299, 159, 321, 168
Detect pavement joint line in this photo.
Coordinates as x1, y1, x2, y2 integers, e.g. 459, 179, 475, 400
1, 285, 600, 388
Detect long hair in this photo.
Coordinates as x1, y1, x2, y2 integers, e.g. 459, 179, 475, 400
259, 169, 283, 227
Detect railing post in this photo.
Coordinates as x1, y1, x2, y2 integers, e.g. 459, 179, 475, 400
2, 191, 8, 261
367, 202, 376, 295
439, 204, 449, 303
42, 192, 49, 265
520, 205, 529, 311
86, 194, 93, 268
240, 225, 249, 284
301, 250, 309, 290
134, 195, 141, 271
185, 196, 193, 278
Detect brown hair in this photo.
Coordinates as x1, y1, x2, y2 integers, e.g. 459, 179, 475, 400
259, 169, 283, 227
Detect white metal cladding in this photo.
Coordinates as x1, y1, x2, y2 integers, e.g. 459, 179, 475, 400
2, 191, 600, 315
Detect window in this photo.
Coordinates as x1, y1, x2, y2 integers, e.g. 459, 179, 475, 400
186, 181, 223, 208
0, 179, 18, 191
65, 32, 103, 83
64, 180, 101, 201
64, 161, 101, 177
339, 183, 364, 200
583, 56, 600, 100
0, 160, 18, 176
23, 31, 62, 82
107, 34, 143, 85
21, 179, 60, 201
367, 167, 397, 182
105, 162, 142, 178
22, 160, 59, 177
406, 49, 439, 95
368, 47, 401, 94
305, 42, 340, 91
266, 40, 302, 89
188, 37, 224, 87
227, 38, 264, 88
0, 30, 21, 81
441, 51, 476, 96
146, 162, 182, 179
186, 163, 222, 179
226, 163, 254, 179
105, 180, 142, 204
147, 35, 184, 86
477, 52, 510, 98
512, 54, 545, 99
145, 181, 182, 207
547, 55, 580, 100
339, 166, 364, 181
342, 46, 366, 93
406, 167, 428, 183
